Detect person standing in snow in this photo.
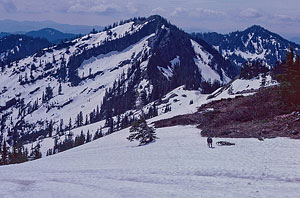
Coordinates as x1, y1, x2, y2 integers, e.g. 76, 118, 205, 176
207, 137, 213, 148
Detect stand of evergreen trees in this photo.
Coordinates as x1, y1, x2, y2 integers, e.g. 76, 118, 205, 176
48, 128, 103, 156
0, 139, 43, 166
240, 60, 269, 80
276, 48, 300, 107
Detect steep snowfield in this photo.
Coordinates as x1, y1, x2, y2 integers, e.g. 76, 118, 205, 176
0, 125, 299, 198
191, 40, 230, 83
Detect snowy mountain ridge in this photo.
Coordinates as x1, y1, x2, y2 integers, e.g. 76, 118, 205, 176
0, 15, 237, 148
194, 25, 300, 68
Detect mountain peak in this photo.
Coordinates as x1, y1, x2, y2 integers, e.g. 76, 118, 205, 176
248, 24, 264, 30
38, 28, 61, 32
245, 25, 269, 34
26, 28, 77, 43
148, 14, 165, 21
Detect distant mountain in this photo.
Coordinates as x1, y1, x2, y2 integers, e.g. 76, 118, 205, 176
26, 28, 78, 44
0, 34, 51, 64
289, 37, 300, 45
193, 25, 300, 68
0, 32, 10, 39
0, 19, 103, 35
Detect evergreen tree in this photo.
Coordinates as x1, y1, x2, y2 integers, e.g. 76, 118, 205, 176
68, 117, 72, 130
86, 130, 91, 143
46, 148, 53, 156
48, 120, 53, 137
76, 111, 84, 127
30, 68, 33, 79
127, 117, 157, 146
116, 115, 121, 130
90, 111, 95, 124
59, 119, 64, 133
31, 143, 42, 160
85, 114, 89, 125
45, 85, 53, 101
9, 140, 18, 164
96, 105, 100, 121
42, 91, 45, 103
1, 140, 8, 165
107, 118, 114, 134
164, 105, 171, 113
58, 56, 67, 82
93, 127, 103, 140
278, 48, 300, 106
25, 73, 28, 82
58, 83, 62, 95
52, 54, 56, 64
59, 133, 74, 152
9, 140, 28, 164
0, 61, 4, 72
140, 90, 148, 106
153, 103, 158, 117
75, 131, 85, 146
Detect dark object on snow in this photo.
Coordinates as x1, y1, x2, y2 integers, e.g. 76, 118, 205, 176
258, 137, 264, 141
207, 137, 213, 148
216, 141, 235, 146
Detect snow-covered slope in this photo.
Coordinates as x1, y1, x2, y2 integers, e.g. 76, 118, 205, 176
14, 73, 245, 156
0, 125, 299, 198
191, 40, 231, 83
0, 15, 236, 146
207, 73, 277, 100
22, 85, 208, 157
26, 72, 277, 158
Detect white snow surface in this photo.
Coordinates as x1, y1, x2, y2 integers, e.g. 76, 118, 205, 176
0, 125, 299, 198
191, 40, 226, 83
209, 74, 278, 100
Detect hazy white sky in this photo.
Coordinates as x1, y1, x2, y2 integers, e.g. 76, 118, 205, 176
0, 0, 299, 36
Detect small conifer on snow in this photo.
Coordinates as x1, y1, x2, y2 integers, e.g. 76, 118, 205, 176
127, 118, 157, 146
